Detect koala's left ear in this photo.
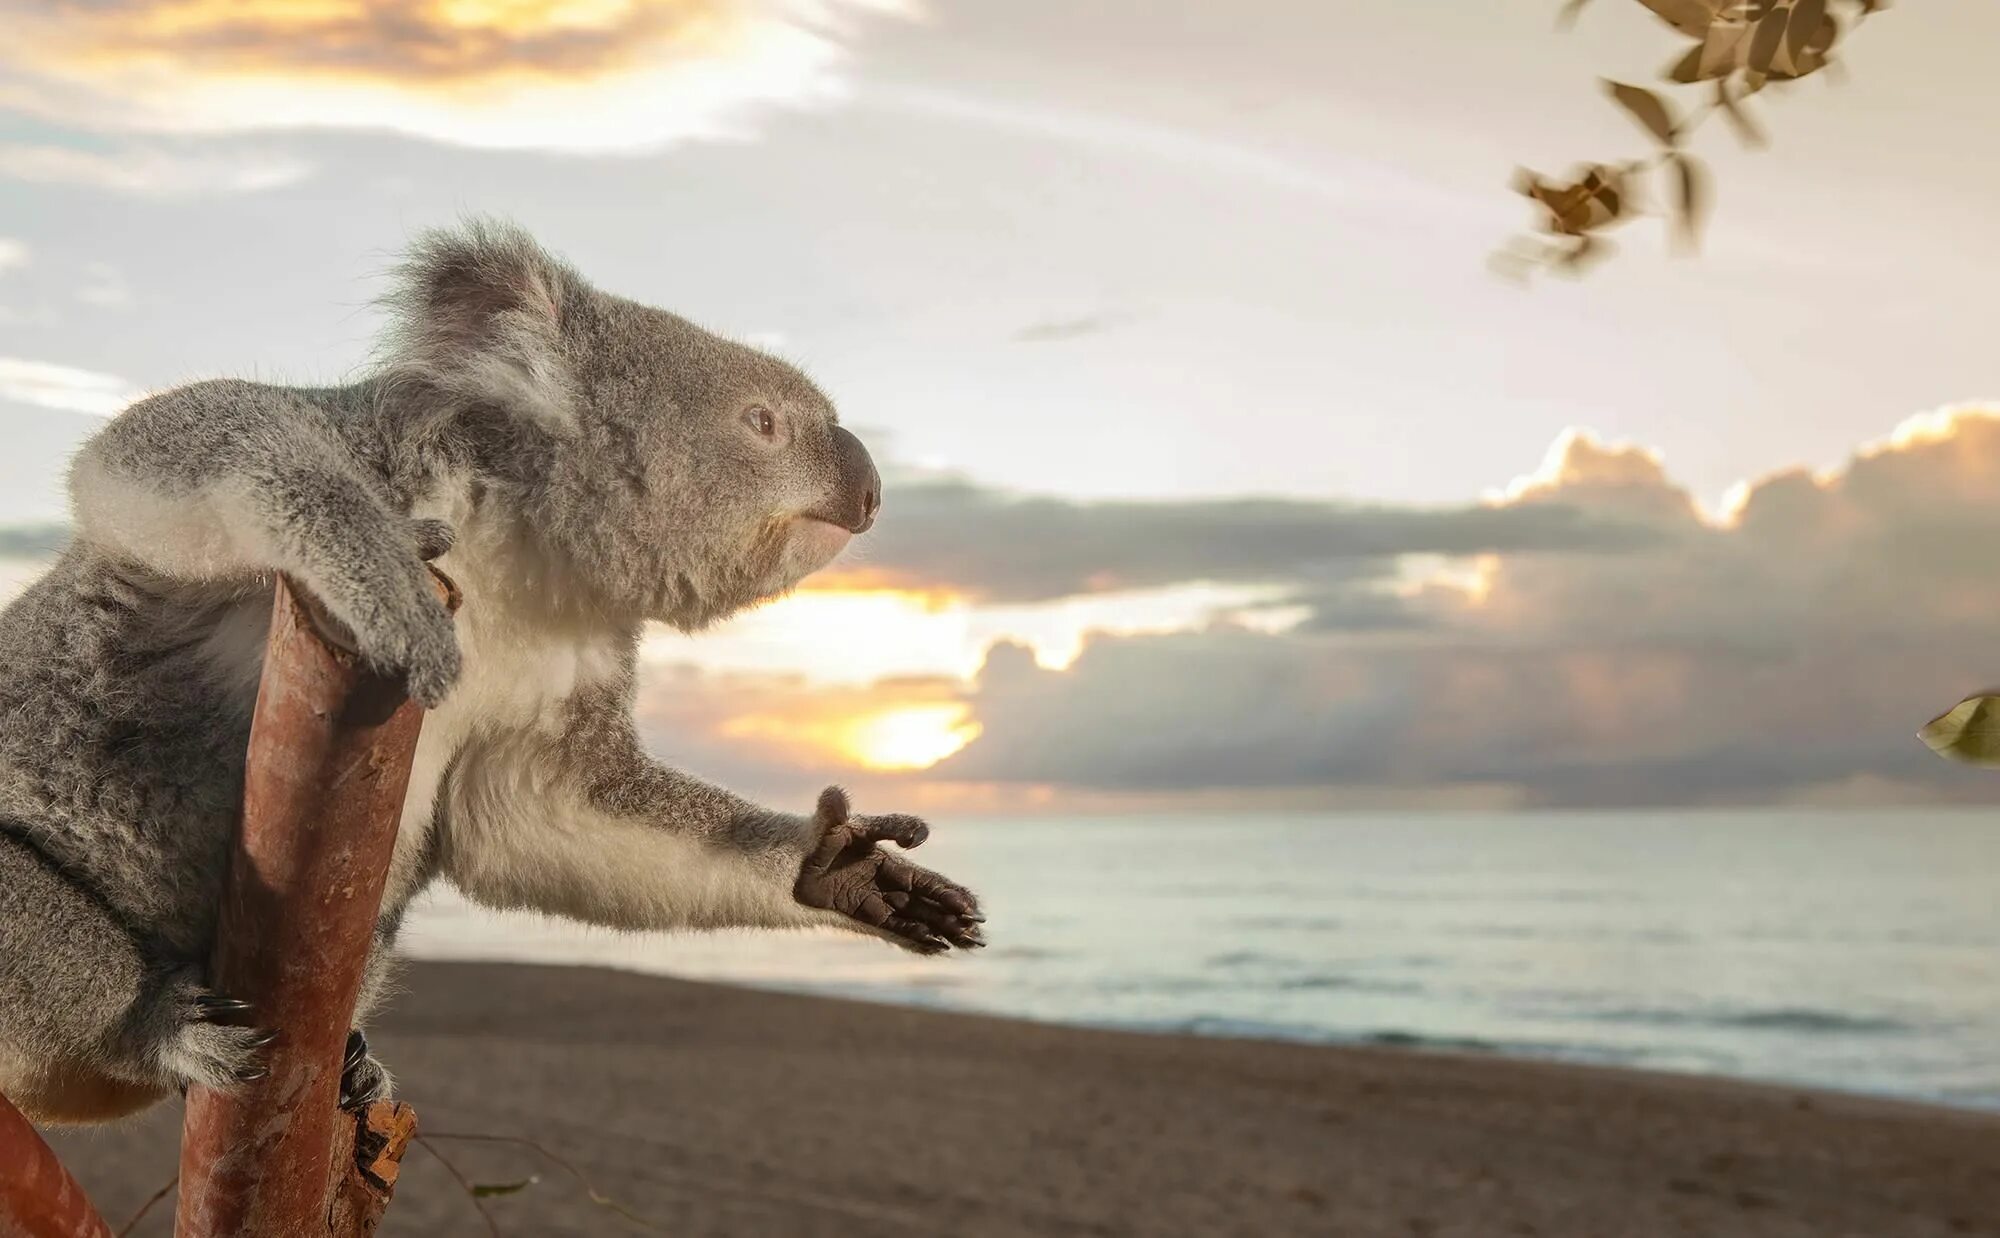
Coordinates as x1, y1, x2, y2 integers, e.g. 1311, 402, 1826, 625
382, 217, 578, 433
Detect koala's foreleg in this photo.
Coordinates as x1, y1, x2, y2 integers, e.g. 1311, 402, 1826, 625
437, 690, 984, 951
0, 833, 271, 1123
440, 730, 838, 935
68, 381, 460, 704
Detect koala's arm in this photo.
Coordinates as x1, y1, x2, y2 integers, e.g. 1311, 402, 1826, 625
438, 685, 985, 951
68, 380, 459, 703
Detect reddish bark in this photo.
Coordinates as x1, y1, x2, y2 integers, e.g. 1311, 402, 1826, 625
175, 571, 453, 1238
0, 1091, 114, 1238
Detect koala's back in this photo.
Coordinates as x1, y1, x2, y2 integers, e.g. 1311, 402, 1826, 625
0, 546, 269, 958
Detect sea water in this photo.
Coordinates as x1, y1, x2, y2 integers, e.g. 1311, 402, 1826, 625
400, 810, 2000, 1110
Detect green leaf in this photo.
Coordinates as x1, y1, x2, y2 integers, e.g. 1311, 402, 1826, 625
1604, 80, 1679, 145
1919, 695, 2000, 766
471, 1177, 541, 1198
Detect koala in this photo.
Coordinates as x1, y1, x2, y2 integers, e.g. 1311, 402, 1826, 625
0, 220, 984, 1125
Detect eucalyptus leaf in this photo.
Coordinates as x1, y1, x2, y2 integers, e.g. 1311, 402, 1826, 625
1747, 7, 1788, 73
1697, 20, 1750, 78
1919, 695, 2000, 766
1671, 153, 1709, 250
1715, 80, 1768, 147
471, 1177, 541, 1198
1605, 80, 1679, 144
1636, 0, 1721, 37
1788, 0, 1828, 67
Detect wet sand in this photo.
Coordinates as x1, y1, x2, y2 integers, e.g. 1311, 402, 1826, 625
44, 961, 2000, 1237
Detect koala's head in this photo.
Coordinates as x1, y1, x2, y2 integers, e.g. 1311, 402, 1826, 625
381, 219, 880, 629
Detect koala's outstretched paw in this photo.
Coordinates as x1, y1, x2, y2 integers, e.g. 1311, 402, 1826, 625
165, 986, 276, 1090
340, 1028, 393, 1110
794, 787, 987, 954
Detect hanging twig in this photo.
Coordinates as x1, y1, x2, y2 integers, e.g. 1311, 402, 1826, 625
115, 1176, 176, 1237
420, 1131, 671, 1234
412, 1138, 502, 1238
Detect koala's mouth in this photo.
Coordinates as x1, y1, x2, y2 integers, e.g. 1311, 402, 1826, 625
801, 511, 874, 537
793, 514, 858, 555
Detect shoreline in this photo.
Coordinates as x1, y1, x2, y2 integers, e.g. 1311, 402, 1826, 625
408, 940, 2000, 1118
49, 960, 2000, 1237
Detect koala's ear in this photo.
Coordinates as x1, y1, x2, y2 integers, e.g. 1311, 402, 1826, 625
382, 218, 578, 433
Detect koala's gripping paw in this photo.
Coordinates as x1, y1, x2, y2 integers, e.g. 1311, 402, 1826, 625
162, 985, 276, 1092
340, 1028, 393, 1110
344, 587, 459, 708
338, 528, 462, 707
794, 787, 987, 954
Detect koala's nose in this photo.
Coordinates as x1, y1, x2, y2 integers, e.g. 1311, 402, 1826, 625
832, 425, 882, 534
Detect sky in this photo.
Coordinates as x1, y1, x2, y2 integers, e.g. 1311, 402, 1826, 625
4, 0, 2000, 812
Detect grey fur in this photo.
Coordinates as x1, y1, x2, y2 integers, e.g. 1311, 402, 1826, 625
0, 219, 960, 1125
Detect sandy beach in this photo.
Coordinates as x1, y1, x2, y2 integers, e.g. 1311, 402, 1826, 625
43, 961, 2000, 1237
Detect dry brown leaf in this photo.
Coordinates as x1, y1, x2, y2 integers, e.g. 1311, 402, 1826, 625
1788, 0, 1828, 67
1747, 6, 1788, 73
1714, 80, 1768, 147
1672, 152, 1709, 250
1635, 0, 1722, 37
1605, 80, 1680, 145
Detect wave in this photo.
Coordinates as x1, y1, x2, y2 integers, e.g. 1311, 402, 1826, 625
1583, 1006, 1912, 1035
1361, 1030, 1503, 1053
1282, 975, 1423, 995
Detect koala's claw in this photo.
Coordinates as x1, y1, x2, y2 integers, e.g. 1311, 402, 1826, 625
165, 985, 279, 1093
343, 1029, 369, 1073
193, 994, 254, 1021
795, 787, 987, 954
409, 518, 456, 562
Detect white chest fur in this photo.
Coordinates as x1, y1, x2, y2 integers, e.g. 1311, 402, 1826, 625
380, 559, 626, 917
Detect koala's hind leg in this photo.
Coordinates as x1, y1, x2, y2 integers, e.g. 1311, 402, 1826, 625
0, 833, 270, 1123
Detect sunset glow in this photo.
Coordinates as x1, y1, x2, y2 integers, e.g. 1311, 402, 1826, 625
842, 704, 983, 771
2, 0, 912, 151
719, 700, 982, 771
640, 583, 1292, 687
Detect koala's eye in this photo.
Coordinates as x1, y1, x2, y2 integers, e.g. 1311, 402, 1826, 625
745, 407, 777, 439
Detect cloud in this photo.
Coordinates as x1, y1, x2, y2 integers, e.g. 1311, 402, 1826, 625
0, 239, 28, 274
76, 264, 135, 309
829, 476, 1658, 604
0, 358, 141, 416
0, 0, 916, 154
1012, 312, 1133, 344
921, 409, 2000, 807
0, 141, 311, 195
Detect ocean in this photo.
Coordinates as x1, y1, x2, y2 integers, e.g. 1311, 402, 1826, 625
399, 809, 2000, 1111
